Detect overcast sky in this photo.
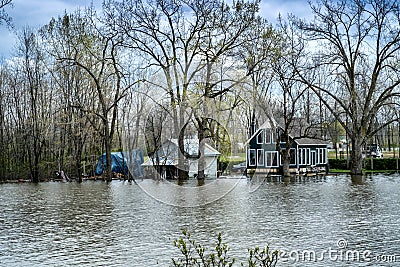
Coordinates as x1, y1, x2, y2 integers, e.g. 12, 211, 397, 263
0, 0, 312, 59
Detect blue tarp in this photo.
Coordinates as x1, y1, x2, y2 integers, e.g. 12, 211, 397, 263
95, 151, 144, 178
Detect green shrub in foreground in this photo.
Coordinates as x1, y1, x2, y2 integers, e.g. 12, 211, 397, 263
171, 229, 279, 267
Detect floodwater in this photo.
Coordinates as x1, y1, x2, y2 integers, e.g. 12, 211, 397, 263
0, 173, 399, 266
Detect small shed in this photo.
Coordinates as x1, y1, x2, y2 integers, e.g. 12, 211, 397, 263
142, 139, 220, 179
246, 122, 329, 175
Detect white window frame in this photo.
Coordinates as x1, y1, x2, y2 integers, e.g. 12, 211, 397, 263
311, 151, 316, 166
316, 148, 326, 164
299, 148, 310, 165
264, 129, 270, 144
269, 129, 275, 144
299, 148, 303, 165
257, 130, 264, 144
257, 149, 264, 166
248, 149, 256, 166
321, 148, 326, 164
265, 151, 279, 167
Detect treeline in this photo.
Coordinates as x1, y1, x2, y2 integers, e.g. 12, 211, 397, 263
0, 0, 400, 181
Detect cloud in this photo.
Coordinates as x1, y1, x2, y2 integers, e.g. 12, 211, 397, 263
0, 0, 312, 59
0, 31, 15, 59
0, 0, 102, 58
260, 0, 312, 23
10, 0, 100, 28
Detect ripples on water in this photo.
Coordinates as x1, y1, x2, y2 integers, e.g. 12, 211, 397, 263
0, 173, 399, 266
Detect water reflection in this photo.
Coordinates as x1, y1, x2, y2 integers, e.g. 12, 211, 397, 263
0, 173, 399, 266
136, 178, 244, 207
351, 174, 366, 185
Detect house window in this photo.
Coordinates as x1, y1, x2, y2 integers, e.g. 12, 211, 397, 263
264, 129, 274, 144
265, 129, 270, 143
298, 148, 311, 165
265, 151, 279, 167
316, 148, 326, 164
271, 130, 274, 143
257, 149, 264, 166
248, 149, 256, 166
311, 151, 316, 166
321, 148, 326, 164
257, 130, 264, 144
299, 148, 303, 165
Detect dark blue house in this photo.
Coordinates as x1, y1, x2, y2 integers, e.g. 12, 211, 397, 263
246, 121, 329, 175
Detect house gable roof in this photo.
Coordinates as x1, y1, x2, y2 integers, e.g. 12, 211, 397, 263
170, 139, 220, 156
246, 119, 329, 147
245, 118, 278, 145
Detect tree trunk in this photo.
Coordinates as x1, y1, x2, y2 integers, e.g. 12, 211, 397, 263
104, 123, 113, 182
177, 124, 189, 181
350, 138, 363, 176
282, 154, 291, 178
278, 129, 292, 178
76, 151, 83, 183
105, 146, 113, 182
197, 121, 206, 180
31, 166, 39, 183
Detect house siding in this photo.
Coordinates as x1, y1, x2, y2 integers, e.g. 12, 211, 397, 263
247, 128, 328, 173
188, 157, 218, 178
143, 139, 220, 179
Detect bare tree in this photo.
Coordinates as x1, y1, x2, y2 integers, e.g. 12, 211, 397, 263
104, 0, 210, 179
293, 0, 400, 176
105, 0, 273, 180
41, 11, 100, 182
190, 3, 277, 180
48, 9, 136, 182
0, 0, 12, 27
0, 63, 30, 180
14, 28, 53, 182
0, 63, 6, 180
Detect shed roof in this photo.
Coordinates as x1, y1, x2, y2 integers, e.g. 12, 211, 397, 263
295, 137, 329, 146
142, 157, 177, 166
142, 138, 220, 166
170, 138, 221, 156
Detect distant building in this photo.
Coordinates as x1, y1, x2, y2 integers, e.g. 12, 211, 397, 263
246, 121, 329, 175
142, 139, 220, 179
